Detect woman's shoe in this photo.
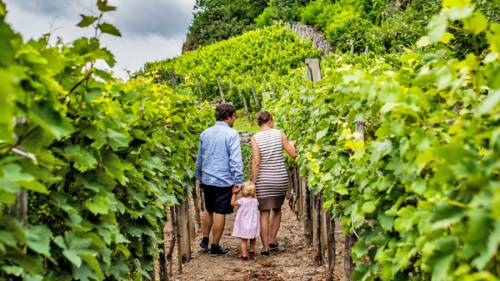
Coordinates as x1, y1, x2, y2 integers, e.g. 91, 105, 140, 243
260, 251, 270, 257
269, 242, 279, 250
240, 255, 249, 261
248, 251, 256, 258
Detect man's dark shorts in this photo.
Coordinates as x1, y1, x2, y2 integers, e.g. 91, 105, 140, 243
202, 183, 233, 214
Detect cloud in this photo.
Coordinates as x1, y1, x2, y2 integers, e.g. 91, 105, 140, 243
3, 0, 195, 78
6, 0, 195, 38
9, 0, 93, 19
110, 0, 194, 38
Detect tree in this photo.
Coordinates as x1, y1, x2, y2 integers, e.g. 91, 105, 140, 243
183, 0, 268, 51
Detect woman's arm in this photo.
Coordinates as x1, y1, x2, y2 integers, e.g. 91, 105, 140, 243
251, 137, 260, 184
281, 132, 297, 159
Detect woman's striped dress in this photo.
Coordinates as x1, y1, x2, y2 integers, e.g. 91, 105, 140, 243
254, 129, 288, 210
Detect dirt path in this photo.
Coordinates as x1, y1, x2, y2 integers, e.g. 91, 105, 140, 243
171, 203, 330, 281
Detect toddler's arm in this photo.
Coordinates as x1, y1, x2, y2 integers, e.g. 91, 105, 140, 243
231, 187, 239, 207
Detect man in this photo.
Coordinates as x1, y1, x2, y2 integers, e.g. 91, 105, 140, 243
195, 103, 243, 256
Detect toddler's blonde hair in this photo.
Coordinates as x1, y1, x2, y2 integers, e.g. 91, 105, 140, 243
241, 181, 256, 198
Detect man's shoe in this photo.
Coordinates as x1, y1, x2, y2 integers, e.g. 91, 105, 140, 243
199, 238, 209, 252
208, 244, 229, 256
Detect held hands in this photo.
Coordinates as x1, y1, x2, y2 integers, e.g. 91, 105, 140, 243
232, 185, 241, 194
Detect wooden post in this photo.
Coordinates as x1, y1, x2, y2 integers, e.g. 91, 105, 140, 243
355, 120, 365, 142
344, 234, 355, 281
217, 79, 226, 103
343, 120, 365, 280
191, 183, 201, 230
170, 73, 177, 88
250, 86, 260, 110
12, 190, 28, 226
239, 89, 251, 122
314, 195, 323, 265
305, 58, 322, 83
270, 83, 277, 101
177, 201, 191, 263
302, 177, 312, 242
167, 206, 177, 277
195, 77, 204, 101
327, 212, 336, 281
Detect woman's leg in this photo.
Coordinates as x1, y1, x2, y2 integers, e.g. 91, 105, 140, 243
249, 238, 256, 253
260, 210, 270, 252
241, 239, 248, 257
270, 207, 282, 244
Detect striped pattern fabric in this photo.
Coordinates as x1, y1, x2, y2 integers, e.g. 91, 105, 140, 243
254, 129, 288, 199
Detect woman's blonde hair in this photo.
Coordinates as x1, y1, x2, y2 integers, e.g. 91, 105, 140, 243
241, 181, 256, 198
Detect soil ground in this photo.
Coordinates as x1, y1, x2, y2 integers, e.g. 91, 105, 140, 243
168, 202, 346, 281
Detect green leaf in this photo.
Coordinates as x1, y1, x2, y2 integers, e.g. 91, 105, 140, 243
316, 128, 328, 140
1, 265, 23, 276
63, 249, 82, 267
30, 100, 74, 139
63, 145, 97, 172
84, 195, 110, 215
98, 22, 121, 37
445, 5, 474, 20
4, 252, 44, 275
76, 15, 97, 27
472, 221, 500, 269
107, 129, 130, 150
378, 211, 393, 231
394, 206, 417, 232
463, 11, 488, 35
102, 150, 128, 184
97, 0, 117, 12
362, 201, 376, 214
2, 163, 34, 182
81, 253, 104, 280
26, 225, 52, 257
428, 237, 457, 281
428, 13, 448, 43
430, 203, 466, 230
476, 89, 500, 115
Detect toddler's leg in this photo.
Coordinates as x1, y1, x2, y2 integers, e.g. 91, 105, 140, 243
241, 239, 248, 257
249, 238, 256, 253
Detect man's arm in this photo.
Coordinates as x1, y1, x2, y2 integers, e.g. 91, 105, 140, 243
195, 138, 203, 181
228, 132, 244, 185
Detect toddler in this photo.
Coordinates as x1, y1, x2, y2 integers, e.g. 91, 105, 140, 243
231, 181, 260, 260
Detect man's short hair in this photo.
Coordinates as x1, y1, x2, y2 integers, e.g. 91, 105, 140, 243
215, 103, 236, 121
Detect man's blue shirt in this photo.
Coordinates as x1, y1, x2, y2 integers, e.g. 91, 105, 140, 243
195, 121, 243, 187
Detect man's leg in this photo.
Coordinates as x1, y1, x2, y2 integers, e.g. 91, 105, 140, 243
200, 210, 213, 251
201, 209, 213, 237
200, 184, 214, 251
211, 212, 225, 245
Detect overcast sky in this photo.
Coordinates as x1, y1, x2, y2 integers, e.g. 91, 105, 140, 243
3, 0, 195, 78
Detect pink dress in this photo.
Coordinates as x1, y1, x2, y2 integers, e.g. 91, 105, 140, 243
231, 197, 260, 239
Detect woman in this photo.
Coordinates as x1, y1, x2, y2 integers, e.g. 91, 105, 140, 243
251, 111, 297, 255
